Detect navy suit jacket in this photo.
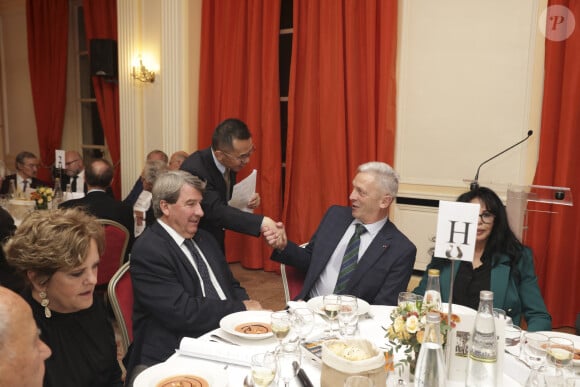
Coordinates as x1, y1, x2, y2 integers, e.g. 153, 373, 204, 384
127, 221, 249, 374
59, 191, 135, 259
180, 147, 263, 252
271, 205, 417, 306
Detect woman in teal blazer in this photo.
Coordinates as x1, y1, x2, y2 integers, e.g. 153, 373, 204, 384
414, 187, 551, 332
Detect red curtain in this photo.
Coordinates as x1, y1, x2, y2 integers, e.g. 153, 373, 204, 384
26, 0, 69, 183
83, 0, 121, 199
199, 0, 282, 270
283, 0, 398, 243
526, 0, 580, 328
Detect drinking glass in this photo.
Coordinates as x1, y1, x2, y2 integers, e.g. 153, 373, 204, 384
398, 292, 419, 312
546, 337, 574, 377
338, 295, 359, 337
323, 294, 341, 337
522, 332, 549, 386
504, 324, 523, 357
344, 375, 374, 387
277, 342, 302, 387
565, 377, 580, 387
251, 352, 277, 387
291, 308, 315, 343
271, 311, 292, 345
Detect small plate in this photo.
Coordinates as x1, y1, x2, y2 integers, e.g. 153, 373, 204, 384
133, 360, 226, 387
219, 310, 273, 340
306, 295, 370, 316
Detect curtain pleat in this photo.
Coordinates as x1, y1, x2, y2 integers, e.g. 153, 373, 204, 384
26, 0, 69, 183
199, 0, 282, 270
283, 0, 398, 244
83, 0, 121, 199
526, 0, 580, 328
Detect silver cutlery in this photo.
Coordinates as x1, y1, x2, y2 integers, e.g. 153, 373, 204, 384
210, 334, 240, 346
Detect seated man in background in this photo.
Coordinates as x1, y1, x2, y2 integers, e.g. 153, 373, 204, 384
0, 286, 52, 387
59, 150, 86, 194
123, 149, 168, 207
180, 118, 279, 253
168, 150, 189, 170
59, 158, 135, 259
133, 159, 168, 237
1, 151, 49, 194
126, 170, 262, 381
263, 161, 417, 306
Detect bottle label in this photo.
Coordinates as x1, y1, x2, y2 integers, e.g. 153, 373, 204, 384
469, 331, 497, 363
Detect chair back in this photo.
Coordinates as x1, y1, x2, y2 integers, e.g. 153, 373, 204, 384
281, 263, 306, 303
107, 262, 133, 355
97, 219, 130, 286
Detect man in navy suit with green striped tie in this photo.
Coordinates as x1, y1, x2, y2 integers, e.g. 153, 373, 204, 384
263, 161, 417, 306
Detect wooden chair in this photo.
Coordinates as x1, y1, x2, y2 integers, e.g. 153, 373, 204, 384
107, 262, 133, 355
281, 242, 308, 304
97, 219, 130, 288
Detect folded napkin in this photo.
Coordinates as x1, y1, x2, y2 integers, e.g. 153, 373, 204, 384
178, 337, 260, 366
287, 300, 308, 310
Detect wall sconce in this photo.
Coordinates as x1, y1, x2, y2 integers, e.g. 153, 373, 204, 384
132, 59, 155, 83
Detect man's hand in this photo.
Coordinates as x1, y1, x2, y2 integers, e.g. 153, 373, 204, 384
261, 219, 287, 250
243, 299, 263, 310
247, 192, 260, 209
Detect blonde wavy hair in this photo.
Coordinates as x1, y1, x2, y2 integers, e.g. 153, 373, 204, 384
4, 208, 104, 285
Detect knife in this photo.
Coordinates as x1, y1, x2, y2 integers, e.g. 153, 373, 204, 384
295, 363, 314, 387
210, 334, 240, 346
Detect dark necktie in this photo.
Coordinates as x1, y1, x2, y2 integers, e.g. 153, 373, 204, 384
334, 224, 367, 294
22, 179, 29, 192
184, 239, 219, 299
71, 175, 78, 192
223, 169, 231, 200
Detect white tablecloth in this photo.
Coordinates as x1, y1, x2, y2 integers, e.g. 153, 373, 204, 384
134, 305, 527, 386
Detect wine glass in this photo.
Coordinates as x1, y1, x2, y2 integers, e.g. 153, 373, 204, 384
271, 311, 292, 345
276, 342, 302, 387
522, 332, 549, 386
338, 295, 358, 338
323, 294, 341, 337
250, 352, 277, 387
546, 337, 574, 378
291, 308, 315, 343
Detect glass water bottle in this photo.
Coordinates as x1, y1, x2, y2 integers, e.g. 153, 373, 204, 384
415, 311, 446, 387
466, 290, 497, 386
424, 268, 442, 311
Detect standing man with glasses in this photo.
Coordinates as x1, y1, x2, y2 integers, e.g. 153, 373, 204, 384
263, 161, 417, 306
0, 151, 49, 195
181, 118, 279, 253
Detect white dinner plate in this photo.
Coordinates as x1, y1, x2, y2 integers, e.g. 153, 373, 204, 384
133, 359, 226, 387
440, 303, 477, 316
219, 310, 274, 340
536, 330, 580, 366
306, 295, 370, 316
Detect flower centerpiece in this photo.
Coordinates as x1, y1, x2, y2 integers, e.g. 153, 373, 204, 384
29, 187, 54, 210
384, 299, 460, 377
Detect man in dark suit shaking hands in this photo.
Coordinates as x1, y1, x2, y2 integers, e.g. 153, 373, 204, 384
180, 118, 279, 253
263, 161, 417, 306
125, 170, 263, 381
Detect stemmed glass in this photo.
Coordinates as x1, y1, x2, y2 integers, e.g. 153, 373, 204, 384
291, 308, 315, 343
250, 352, 277, 387
522, 332, 549, 386
271, 311, 292, 345
546, 337, 574, 379
398, 292, 420, 312
323, 294, 341, 337
338, 295, 358, 338
276, 342, 302, 387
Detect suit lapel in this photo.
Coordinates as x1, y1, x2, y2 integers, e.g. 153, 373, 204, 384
490, 255, 511, 309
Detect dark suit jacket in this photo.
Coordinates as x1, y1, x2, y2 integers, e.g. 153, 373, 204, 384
0, 174, 49, 194
122, 178, 143, 207
127, 221, 249, 374
59, 190, 135, 259
180, 147, 263, 252
272, 205, 417, 306
413, 247, 552, 331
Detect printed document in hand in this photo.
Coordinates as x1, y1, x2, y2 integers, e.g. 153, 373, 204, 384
228, 169, 257, 213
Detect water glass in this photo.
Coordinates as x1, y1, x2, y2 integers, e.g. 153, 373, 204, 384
291, 308, 315, 342
338, 295, 359, 337
344, 375, 374, 387
522, 332, 549, 369
505, 324, 523, 357
250, 352, 277, 387
277, 342, 302, 387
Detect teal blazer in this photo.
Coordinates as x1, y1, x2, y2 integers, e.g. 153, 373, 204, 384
413, 247, 551, 332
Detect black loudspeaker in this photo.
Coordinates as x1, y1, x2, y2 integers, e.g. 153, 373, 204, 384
90, 39, 118, 78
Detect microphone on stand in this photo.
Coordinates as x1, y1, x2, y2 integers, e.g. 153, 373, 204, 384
470, 130, 533, 191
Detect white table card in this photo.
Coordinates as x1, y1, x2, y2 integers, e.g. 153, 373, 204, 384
434, 201, 480, 262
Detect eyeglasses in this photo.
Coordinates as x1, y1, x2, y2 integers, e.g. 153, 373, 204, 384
479, 211, 496, 224
65, 159, 80, 166
220, 145, 256, 162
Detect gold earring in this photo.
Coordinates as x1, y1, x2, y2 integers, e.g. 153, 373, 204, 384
39, 290, 51, 318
